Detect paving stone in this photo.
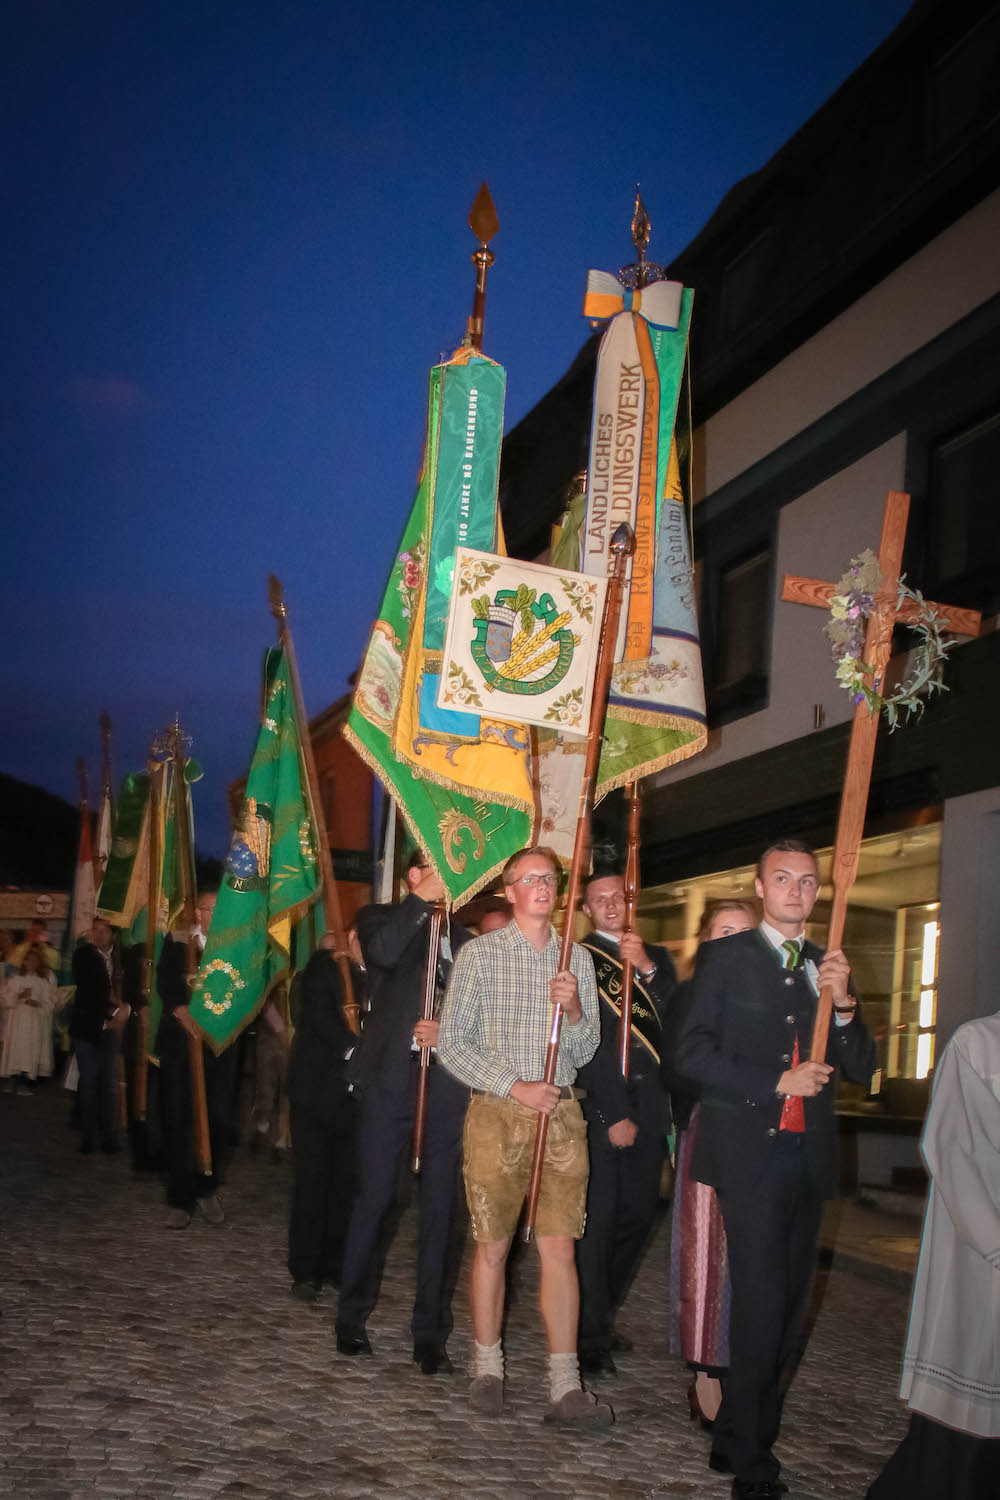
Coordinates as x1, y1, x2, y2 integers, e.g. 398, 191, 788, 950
0, 1087, 912, 1497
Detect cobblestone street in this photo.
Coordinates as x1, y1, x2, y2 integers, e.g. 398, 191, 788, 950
1, 1088, 913, 1499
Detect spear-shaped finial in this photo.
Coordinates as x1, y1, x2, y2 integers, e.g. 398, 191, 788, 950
268, 572, 287, 624
466, 182, 499, 352
76, 756, 89, 808
619, 184, 664, 292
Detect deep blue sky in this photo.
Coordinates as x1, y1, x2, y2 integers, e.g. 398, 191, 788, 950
3, 0, 914, 857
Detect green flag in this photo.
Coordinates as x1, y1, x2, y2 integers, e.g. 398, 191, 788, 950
96, 771, 151, 927
189, 647, 320, 1052
345, 348, 534, 906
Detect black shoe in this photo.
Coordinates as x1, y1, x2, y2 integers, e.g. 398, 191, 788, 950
709, 1451, 734, 1474
413, 1342, 453, 1375
731, 1480, 787, 1499
290, 1280, 319, 1303
579, 1349, 617, 1378
335, 1326, 372, 1357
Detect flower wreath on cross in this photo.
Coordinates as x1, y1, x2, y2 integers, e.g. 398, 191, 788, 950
826, 549, 953, 730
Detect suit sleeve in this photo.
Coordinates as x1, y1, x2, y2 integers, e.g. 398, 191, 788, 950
356, 894, 432, 972
827, 1005, 875, 1083
675, 940, 784, 1106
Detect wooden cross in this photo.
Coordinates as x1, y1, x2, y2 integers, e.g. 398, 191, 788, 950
781, 490, 982, 1060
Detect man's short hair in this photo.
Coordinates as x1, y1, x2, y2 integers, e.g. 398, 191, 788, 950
756, 839, 818, 880
584, 868, 623, 895
501, 845, 561, 887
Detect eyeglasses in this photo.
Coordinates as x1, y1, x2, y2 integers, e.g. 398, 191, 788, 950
516, 873, 559, 888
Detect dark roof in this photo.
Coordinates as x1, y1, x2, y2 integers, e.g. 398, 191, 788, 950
498, 0, 1000, 547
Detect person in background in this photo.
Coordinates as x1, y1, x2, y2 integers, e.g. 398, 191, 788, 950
575, 871, 676, 1377
252, 991, 291, 1161
287, 933, 359, 1301
866, 1007, 1000, 1499
10, 921, 61, 974
69, 920, 125, 1153
663, 899, 757, 1431
0, 945, 57, 1092
0, 930, 16, 978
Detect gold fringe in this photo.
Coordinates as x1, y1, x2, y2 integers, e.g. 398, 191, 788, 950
595, 729, 707, 800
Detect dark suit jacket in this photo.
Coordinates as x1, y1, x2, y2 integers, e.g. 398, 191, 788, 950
577, 934, 675, 1138
675, 929, 874, 1199
154, 934, 194, 1055
69, 942, 116, 1042
288, 950, 358, 1120
352, 894, 470, 1095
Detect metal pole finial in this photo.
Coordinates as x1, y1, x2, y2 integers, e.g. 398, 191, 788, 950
619, 187, 663, 292
268, 573, 287, 622
610, 521, 636, 557
466, 182, 498, 352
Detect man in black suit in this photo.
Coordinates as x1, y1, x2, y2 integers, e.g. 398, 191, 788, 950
576, 872, 675, 1376
69, 920, 124, 1152
286, 933, 359, 1300
677, 839, 874, 1500
335, 852, 469, 1373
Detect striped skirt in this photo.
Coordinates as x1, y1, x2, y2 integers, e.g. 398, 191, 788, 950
669, 1103, 731, 1372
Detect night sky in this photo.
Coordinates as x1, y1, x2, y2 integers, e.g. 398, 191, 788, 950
3, 0, 914, 857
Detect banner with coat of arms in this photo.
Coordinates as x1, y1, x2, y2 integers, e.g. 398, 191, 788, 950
345, 349, 534, 906
189, 646, 320, 1052
437, 548, 607, 735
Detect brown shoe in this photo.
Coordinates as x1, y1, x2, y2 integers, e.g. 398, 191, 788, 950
469, 1375, 504, 1416
196, 1193, 225, 1226
543, 1387, 614, 1426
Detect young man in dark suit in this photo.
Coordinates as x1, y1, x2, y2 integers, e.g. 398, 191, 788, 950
575, 872, 675, 1376
335, 853, 469, 1373
676, 839, 874, 1500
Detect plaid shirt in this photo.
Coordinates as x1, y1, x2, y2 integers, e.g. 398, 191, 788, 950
437, 919, 600, 1098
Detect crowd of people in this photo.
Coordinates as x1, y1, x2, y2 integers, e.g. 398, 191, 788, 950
14, 836, 956, 1500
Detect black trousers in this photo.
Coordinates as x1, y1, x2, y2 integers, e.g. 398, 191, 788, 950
158, 1023, 237, 1212
714, 1135, 824, 1486
337, 1063, 466, 1345
576, 1121, 665, 1355
867, 1412, 1000, 1500
288, 1078, 357, 1286
74, 1032, 120, 1148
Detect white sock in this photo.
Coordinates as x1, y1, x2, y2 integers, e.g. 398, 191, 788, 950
548, 1351, 580, 1403
472, 1338, 503, 1381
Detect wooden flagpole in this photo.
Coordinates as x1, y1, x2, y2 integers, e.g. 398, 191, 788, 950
268, 575, 360, 1037
616, 780, 641, 1077
410, 901, 444, 1173
135, 752, 165, 1123
522, 522, 635, 1243
168, 719, 213, 1176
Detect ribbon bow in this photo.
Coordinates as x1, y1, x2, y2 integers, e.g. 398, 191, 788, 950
582, 269, 683, 327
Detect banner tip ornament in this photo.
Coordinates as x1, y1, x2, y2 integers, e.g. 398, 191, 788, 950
466, 182, 498, 352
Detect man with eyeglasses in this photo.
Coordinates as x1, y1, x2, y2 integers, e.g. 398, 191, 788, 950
438, 845, 610, 1427
575, 870, 676, 1377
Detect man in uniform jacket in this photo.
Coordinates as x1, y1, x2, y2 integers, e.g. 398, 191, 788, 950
335, 852, 470, 1373
677, 840, 875, 1500
575, 871, 675, 1375
286, 933, 359, 1299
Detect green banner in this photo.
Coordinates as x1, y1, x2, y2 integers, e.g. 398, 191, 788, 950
96, 772, 149, 925
189, 648, 319, 1052
346, 350, 533, 906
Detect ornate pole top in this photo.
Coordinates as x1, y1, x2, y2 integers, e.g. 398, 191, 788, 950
466, 182, 498, 352
99, 711, 113, 797
618, 186, 665, 292
268, 572, 287, 623
610, 521, 636, 558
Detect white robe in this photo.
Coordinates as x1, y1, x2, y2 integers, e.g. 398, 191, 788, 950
0, 973, 56, 1079
899, 1011, 1000, 1437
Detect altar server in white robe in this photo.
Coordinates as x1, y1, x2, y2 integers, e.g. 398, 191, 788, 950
867, 1009, 1000, 1499
0, 946, 56, 1087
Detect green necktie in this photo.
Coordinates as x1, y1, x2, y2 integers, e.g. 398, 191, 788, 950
782, 939, 802, 970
